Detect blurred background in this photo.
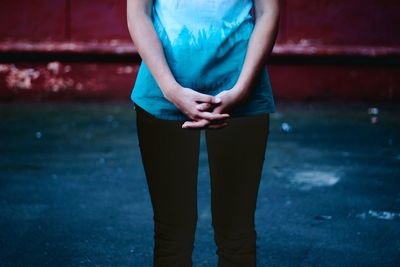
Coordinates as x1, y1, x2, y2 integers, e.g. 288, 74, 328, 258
0, 1, 399, 267
0, 0, 399, 101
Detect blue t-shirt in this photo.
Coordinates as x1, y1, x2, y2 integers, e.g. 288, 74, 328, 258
131, 0, 276, 121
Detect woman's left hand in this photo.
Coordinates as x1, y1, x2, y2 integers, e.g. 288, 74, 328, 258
182, 88, 248, 129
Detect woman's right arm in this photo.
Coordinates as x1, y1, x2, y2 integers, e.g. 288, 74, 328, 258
126, 0, 229, 125
127, 0, 179, 100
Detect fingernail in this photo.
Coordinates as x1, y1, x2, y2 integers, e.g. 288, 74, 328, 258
214, 97, 221, 103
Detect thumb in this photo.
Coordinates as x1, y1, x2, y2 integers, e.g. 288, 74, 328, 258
213, 96, 222, 103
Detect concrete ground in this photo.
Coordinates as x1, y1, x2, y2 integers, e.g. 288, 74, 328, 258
0, 101, 399, 267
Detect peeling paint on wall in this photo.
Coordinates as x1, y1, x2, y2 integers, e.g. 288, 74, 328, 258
0, 62, 76, 92
0, 64, 40, 89
44, 62, 75, 92
47, 61, 61, 75
116, 66, 133, 74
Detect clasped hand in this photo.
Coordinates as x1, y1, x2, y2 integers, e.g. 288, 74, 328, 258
165, 86, 244, 129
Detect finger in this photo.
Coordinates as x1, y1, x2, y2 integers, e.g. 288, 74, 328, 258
196, 93, 221, 105
182, 119, 210, 129
196, 102, 212, 111
183, 121, 208, 129
198, 111, 230, 121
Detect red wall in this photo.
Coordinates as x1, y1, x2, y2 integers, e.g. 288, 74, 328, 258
281, 0, 400, 46
2, 0, 399, 46
0, 0, 399, 102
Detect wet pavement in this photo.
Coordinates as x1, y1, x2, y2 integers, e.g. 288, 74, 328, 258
0, 101, 399, 267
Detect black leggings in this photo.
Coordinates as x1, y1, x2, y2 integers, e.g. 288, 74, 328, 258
134, 103, 270, 267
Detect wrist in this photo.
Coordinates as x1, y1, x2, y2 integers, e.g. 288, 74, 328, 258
161, 82, 182, 102
230, 85, 250, 103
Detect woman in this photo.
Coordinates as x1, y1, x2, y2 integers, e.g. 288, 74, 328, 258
127, 0, 280, 266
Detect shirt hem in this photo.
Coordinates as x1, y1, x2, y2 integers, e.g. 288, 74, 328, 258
132, 96, 276, 121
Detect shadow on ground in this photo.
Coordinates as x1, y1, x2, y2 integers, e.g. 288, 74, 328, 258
0, 101, 399, 267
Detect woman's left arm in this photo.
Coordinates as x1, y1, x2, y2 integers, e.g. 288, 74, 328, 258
219, 0, 281, 109
185, 0, 280, 128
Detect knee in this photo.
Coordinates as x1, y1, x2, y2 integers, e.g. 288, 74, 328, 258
153, 218, 198, 267
213, 227, 257, 253
154, 216, 198, 248
213, 229, 257, 267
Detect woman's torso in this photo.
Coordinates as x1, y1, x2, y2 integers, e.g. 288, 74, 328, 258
152, 0, 255, 91
131, 0, 276, 120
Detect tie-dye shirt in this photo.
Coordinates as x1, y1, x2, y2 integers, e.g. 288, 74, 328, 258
131, 0, 276, 121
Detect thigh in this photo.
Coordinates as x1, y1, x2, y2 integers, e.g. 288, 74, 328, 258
135, 103, 201, 223
205, 113, 270, 231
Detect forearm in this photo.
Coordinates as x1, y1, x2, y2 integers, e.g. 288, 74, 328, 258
127, 0, 180, 99
232, 0, 280, 100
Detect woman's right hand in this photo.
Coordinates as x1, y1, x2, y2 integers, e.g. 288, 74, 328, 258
163, 85, 230, 125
